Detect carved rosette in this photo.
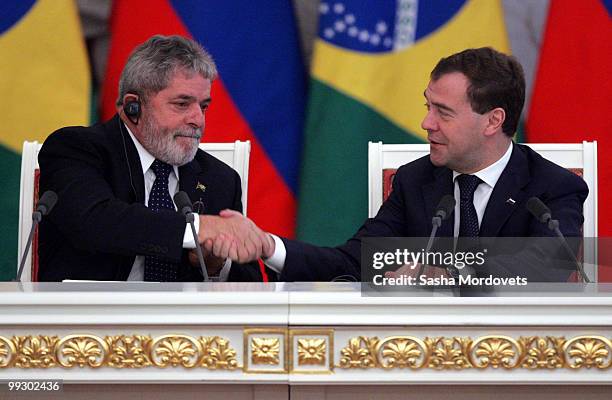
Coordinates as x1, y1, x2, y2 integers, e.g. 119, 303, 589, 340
150, 335, 201, 368
56, 335, 108, 368
426, 337, 472, 370
563, 336, 612, 369
199, 336, 239, 370
469, 336, 522, 369
251, 337, 280, 365
105, 335, 152, 368
519, 336, 565, 369
338, 336, 379, 369
297, 338, 326, 366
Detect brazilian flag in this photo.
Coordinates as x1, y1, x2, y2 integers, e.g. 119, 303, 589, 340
297, 0, 510, 245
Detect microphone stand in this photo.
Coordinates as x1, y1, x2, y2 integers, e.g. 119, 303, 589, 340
15, 211, 42, 282
186, 211, 209, 282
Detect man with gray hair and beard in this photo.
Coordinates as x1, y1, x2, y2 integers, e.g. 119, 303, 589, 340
38, 35, 269, 282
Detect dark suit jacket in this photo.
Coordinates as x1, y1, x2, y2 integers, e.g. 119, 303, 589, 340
38, 115, 264, 282
280, 143, 589, 282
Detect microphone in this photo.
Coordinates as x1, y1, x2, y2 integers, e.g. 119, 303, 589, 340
419, 195, 456, 277
526, 197, 590, 283
174, 191, 209, 282
426, 195, 455, 250
15, 191, 58, 282
526, 197, 553, 226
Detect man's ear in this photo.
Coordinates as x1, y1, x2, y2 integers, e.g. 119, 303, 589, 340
484, 107, 505, 137
121, 94, 142, 125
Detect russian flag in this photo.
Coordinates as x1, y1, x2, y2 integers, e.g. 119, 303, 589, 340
100, 0, 306, 239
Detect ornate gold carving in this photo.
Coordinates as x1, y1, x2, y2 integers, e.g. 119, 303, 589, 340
297, 338, 326, 366
57, 335, 108, 368
4, 332, 612, 374
470, 336, 521, 369
377, 336, 428, 369
520, 336, 565, 369
106, 335, 152, 368
0, 336, 17, 367
426, 337, 472, 370
251, 337, 280, 365
150, 335, 201, 368
564, 336, 612, 369
12, 335, 58, 368
338, 336, 379, 369
199, 336, 239, 370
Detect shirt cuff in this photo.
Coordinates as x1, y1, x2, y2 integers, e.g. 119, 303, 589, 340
182, 215, 199, 249
264, 234, 286, 274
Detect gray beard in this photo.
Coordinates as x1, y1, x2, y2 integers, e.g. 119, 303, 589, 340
140, 116, 201, 166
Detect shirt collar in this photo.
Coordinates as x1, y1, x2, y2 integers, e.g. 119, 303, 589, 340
453, 141, 513, 188
125, 123, 180, 178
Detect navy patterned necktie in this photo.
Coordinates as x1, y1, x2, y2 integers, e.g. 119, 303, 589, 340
144, 159, 178, 282
457, 174, 483, 237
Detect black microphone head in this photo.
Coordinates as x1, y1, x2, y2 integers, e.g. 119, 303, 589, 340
36, 191, 58, 216
435, 195, 456, 220
526, 197, 551, 223
173, 191, 193, 216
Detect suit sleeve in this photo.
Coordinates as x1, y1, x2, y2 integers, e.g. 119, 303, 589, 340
39, 129, 186, 262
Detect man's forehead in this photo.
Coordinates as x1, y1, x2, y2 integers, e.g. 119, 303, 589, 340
425, 73, 469, 101
161, 71, 211, 97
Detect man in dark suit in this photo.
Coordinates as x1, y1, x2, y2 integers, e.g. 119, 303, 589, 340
215, 47, 588, 283
38, 35, 268, 282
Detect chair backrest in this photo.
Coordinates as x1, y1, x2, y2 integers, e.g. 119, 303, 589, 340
198, 141, 251, 215
18, 140, 251, 282
368, 141, 598, 279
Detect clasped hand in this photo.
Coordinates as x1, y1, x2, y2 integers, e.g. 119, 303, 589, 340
197, 210, 275, 263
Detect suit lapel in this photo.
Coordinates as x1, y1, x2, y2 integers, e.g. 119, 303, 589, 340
479, 143, 530, 236
422, 167, 455, 237
179, 157, 206, 211
107, 115, 145, 203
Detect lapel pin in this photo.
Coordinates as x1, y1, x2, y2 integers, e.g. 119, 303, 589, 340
196, 182, 206, 192
506, 198, 516, 205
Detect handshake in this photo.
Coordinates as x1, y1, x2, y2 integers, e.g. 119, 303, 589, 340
197, 210, 275, 264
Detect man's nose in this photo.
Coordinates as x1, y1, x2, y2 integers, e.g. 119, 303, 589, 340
421, 110, 437, 131
186, 104, 204, 128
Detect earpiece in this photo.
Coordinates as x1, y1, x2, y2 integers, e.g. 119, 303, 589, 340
123, 95, 141, 125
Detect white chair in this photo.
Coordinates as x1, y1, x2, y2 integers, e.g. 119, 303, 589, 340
18, 140, 251, 282
198, 141, 251, 215
368, 141, 598, 279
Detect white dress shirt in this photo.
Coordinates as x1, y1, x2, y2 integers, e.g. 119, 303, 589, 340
452, 142, 513, 236
265, 142, 514, 274
124, 125, 231, 281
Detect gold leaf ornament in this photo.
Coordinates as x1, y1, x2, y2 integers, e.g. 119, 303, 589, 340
470, 336, 521, 369
338, 336, 379, 369
57, 335, 107, 368
564, 336, 612, 369
377, 336, 428, 369
199, 336, 239, 370
297, 338, 326, 366
251, 337, 280, 365
105, 335, 152, 368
